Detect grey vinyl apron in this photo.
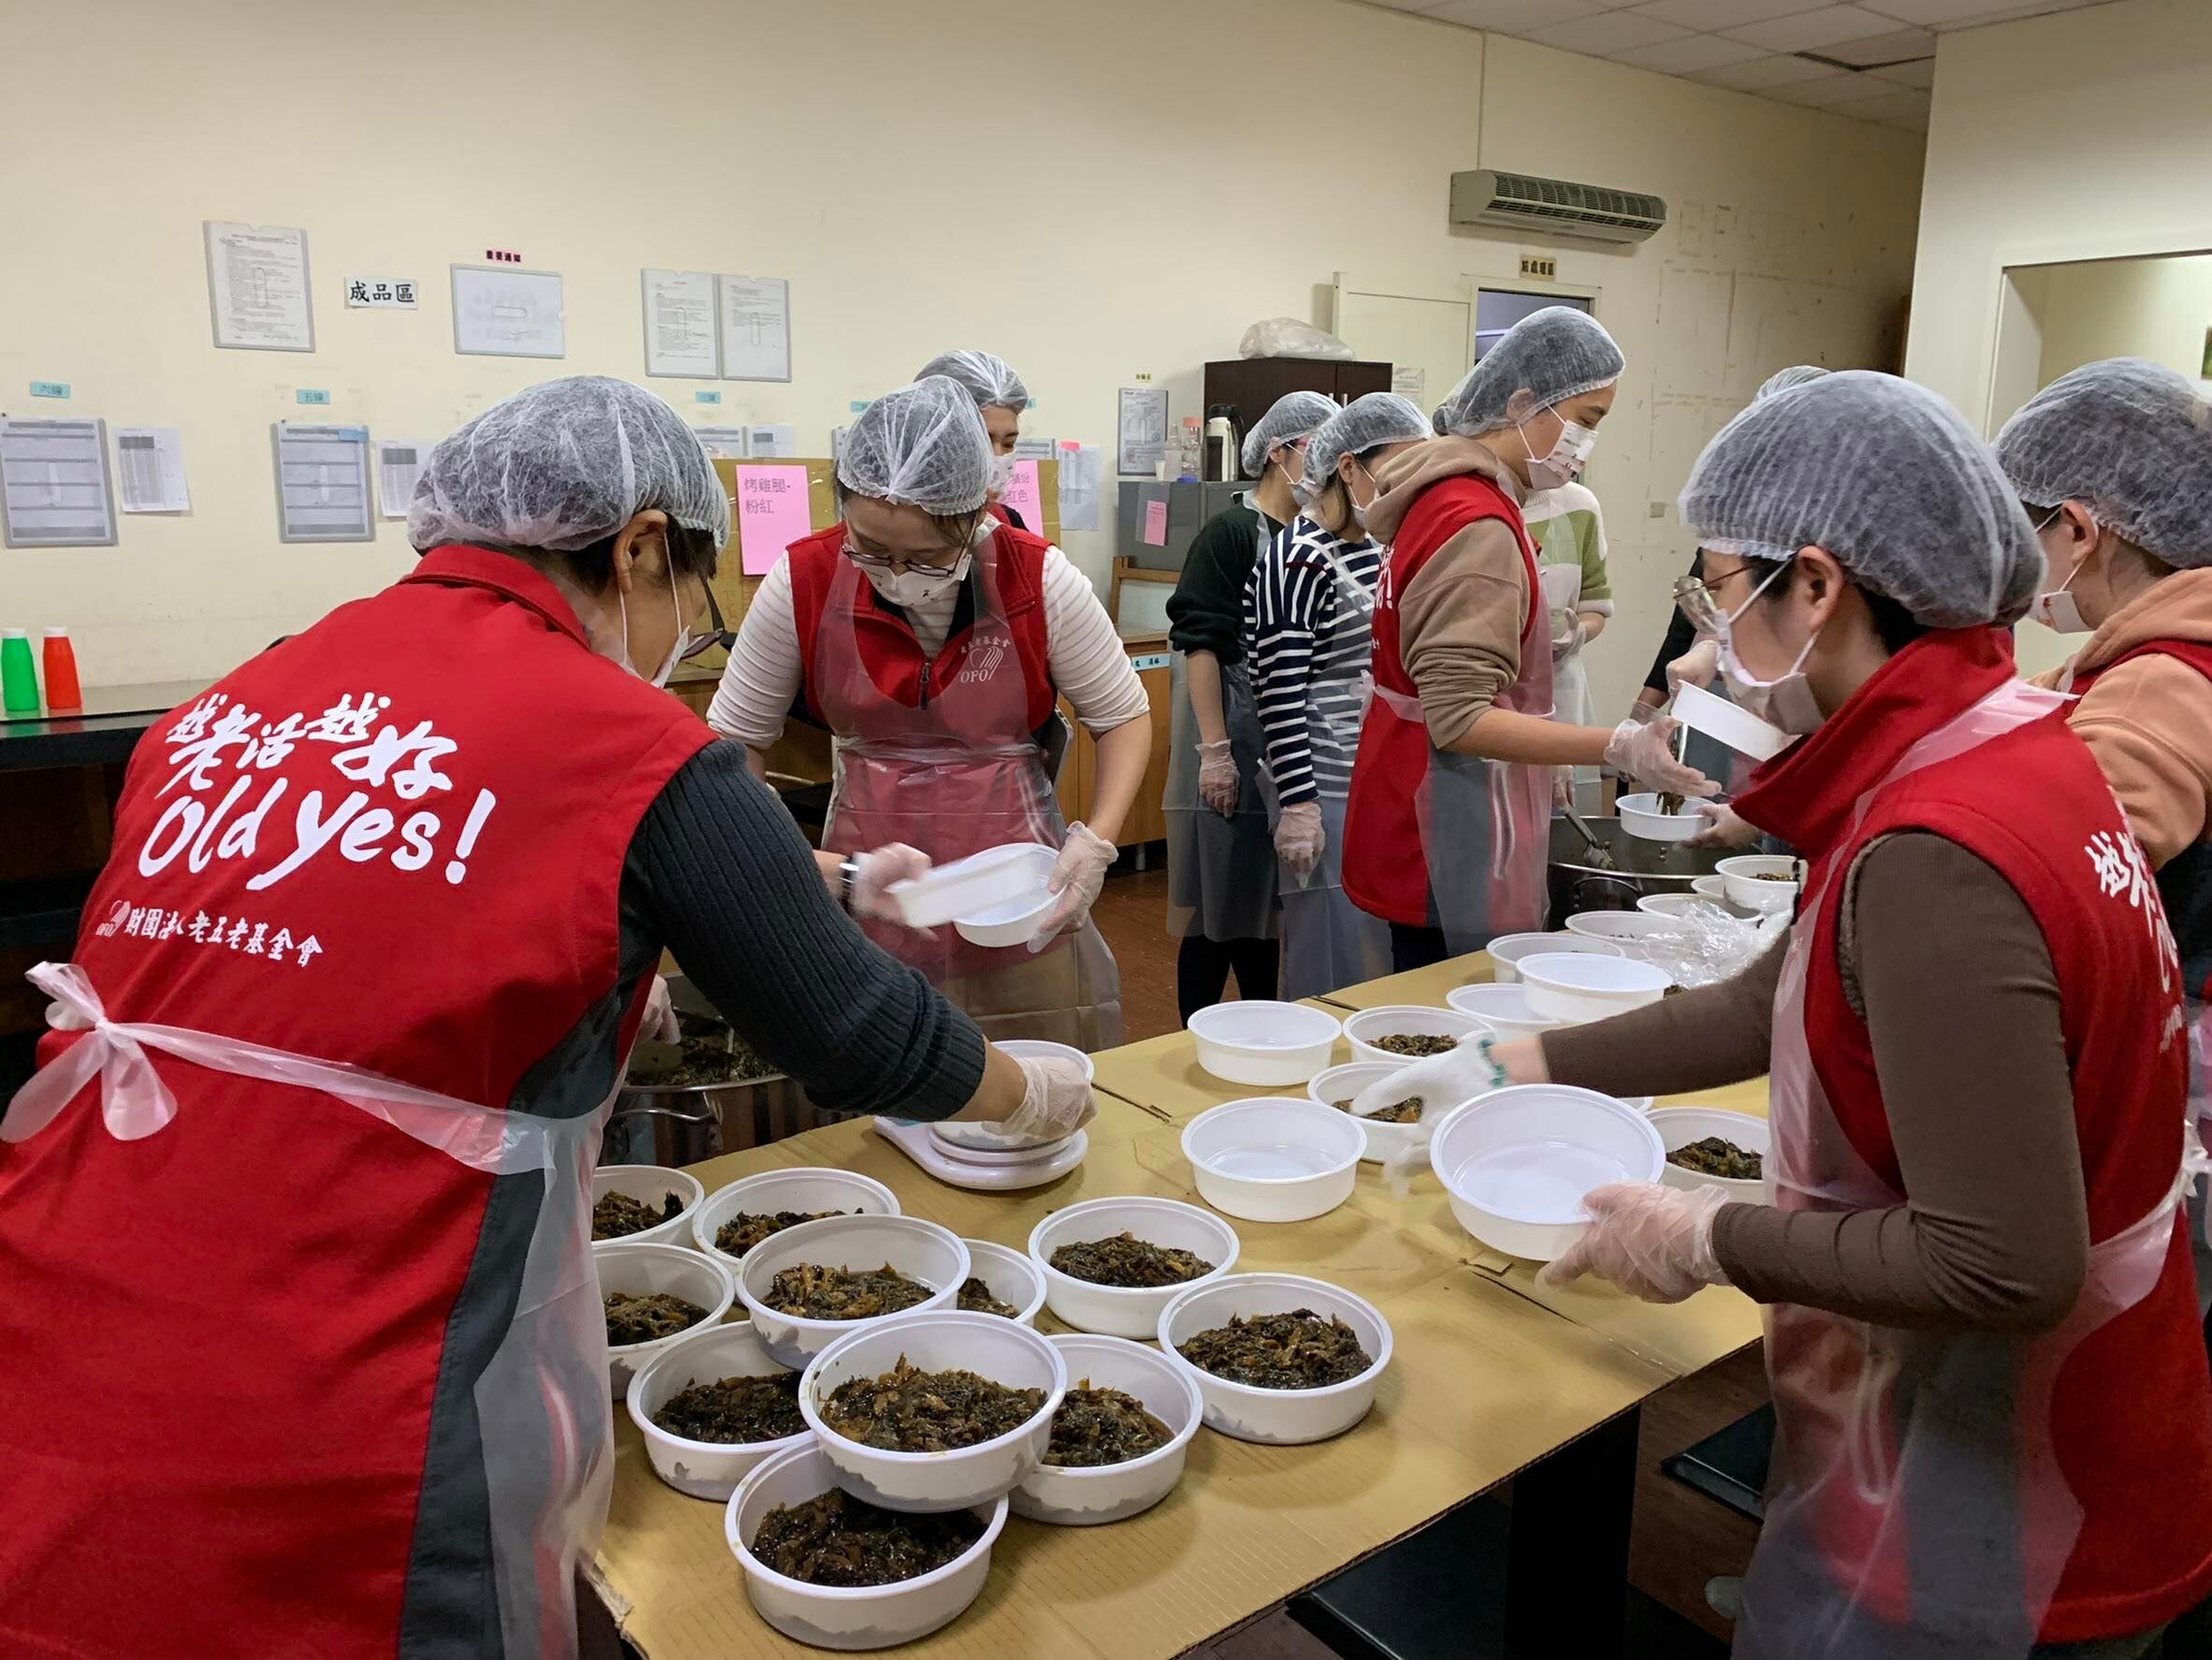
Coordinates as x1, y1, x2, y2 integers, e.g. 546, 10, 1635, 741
1164, 500, 1280, 943
1259, 532, 1391, 1001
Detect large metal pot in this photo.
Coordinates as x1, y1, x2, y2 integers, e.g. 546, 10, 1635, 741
1546, 813, 1731, 925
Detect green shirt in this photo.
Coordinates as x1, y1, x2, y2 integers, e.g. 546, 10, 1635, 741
1166, 501, 1283, 664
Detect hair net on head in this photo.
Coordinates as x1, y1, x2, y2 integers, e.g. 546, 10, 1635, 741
914, 349, 1030, 414
1680, 371, 2043, 629
1754, 365, 1829, 401
409, 375, 728, 556
1432, 308, 1625, 437
1242, 390, 1339, 476
1995, 357, 2212, 570
837, 376, 992, 516
1302, 393, 1432, 498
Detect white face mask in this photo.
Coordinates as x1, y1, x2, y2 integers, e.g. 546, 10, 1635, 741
1520, 408, 1598, 490
617, 574, 689, 690
1717, 560, 1825, 736
864, 552, 969, 608
987, 452, 1018, 498
2029, 508, 2091, 633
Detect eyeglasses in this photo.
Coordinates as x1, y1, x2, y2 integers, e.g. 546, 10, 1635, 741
1673, 561, 1773, 634
841, 543, 967, 578
679, 582, 733, 663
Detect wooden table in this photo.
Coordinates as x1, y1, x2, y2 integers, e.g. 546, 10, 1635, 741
590, 955, 1767, 1658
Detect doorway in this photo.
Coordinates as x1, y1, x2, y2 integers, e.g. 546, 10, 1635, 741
1476, 287, 1594, 361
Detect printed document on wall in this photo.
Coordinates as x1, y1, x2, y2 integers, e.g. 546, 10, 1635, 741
691, 426, 751, 459
1, 416, 117, 547
719, 276, 792, 382
373, 438, 431, 519
272, 423, 373, 543
641, 269, 719, 378
1117, 387, 1169, 475
205, 222, 314, 352
1057, 441, 1103, 532
452, 266, 565, 358
114, 427, 191, 513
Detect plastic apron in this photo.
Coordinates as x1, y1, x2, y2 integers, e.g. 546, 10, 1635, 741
812, 533, 1121, 1051
1739, 680, 2201, 1660
1261, 533, 1392, 1000
1164, 502, 1279, 944
1369, 557, 1555, 955
4, 961, 613, 1660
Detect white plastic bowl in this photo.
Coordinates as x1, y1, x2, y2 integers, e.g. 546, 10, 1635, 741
957, 1238, 1049, 1326
1027, 1197, 1240, 1338
1445, 982, 1563, 1035
692, 1168, 900, 1270
1186, 1000, 1343, 1085
1483, 931, 1624, 983
932, 1041, 1095, 1154
591, 1163, 705, 1247
1157, 1273, 1392, 1445
1517, 952, 1671, 1025
1649, 1107, 1772, 1201
889, 841, 1055, 930
1718, 854, 1799, 915
950, 844, 1060, 948
1615, 792, 1704, 843
736, 1215, 968, 1369
1564, 910, 1679, 955
1180, 1098, 1364, 1222
802, 1311, 1067, 1512
1671, 678, 1787, 762
626, 1320, 808, 1501
1012, 1334, 1204, 1526
1429, 1085, 1666, 1262
1691, 874, 1756, 913
1637, 893, 1733, 922
725, 1440, 1006, 1651
1341, 1004, 1487, 1069
1308, 1061, 1439, 1165
595, 1241, 737, 1392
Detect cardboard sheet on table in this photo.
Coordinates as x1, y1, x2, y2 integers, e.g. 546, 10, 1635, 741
1317, 952, 1497, 1012
1090, 1007, 1352, 1124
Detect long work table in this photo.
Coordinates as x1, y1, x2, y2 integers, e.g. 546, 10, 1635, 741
589, 952, 1768, 1659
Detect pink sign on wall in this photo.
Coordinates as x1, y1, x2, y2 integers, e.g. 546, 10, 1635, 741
734, 465, 812, 576
1142, 499, 1169, 546
999, 459, 1044, 533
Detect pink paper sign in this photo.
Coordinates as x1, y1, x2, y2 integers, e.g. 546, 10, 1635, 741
999, 459, 1044, 533
1142, 499, 1169, 546
734, 465, 812, 576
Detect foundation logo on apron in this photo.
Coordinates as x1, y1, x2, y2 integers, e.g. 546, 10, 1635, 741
954, 635, 1010, 687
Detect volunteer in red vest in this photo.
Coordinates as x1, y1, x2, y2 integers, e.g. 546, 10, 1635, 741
1998, 357, 2212, 1326
0, 376, 1092, 1660
1343, 307, 1713, 971
709, 375, 1148, 1048
917, 348, 1032, 529
1364, 371, 2212, 1656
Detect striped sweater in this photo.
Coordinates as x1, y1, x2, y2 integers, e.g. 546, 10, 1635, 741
1243, 514, 1381, 806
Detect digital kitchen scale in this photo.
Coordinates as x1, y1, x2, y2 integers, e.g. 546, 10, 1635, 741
872, 1117, 1088, 1192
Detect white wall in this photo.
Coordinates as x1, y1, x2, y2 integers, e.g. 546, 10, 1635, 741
2, 0, 1922, 713
2035, 255, 2212, 387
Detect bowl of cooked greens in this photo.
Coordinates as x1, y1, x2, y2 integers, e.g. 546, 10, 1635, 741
627, 1321, 809, 1501
1011, 1333, 1205, 1526
1157, 1273, 1392, 1446
595, 1240, 737, 1392
1648, 1107, 1771, 1201
590, 1164, 705, 1246
735, 1214, 968, 1369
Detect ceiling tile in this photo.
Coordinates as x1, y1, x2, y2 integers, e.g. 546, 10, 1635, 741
1859, 0, 2100, 23
1819, 24, 1936, 61
1632, 0, 1830, 25
1869, 55, 1936, 83
1523, 9, 1695, 51
1688, 51, 1835, 88
1840, 86, 1936, 120
1609, 32, 1772, 71
1764, 68, 1899, 104
1723, 4, 1907, 49
1416, 0, 1616, 28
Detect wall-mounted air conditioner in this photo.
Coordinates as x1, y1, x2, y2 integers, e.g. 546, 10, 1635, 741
1449, 170, 1667, 245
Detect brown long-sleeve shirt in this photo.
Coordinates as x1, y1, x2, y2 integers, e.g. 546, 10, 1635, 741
1543, 832, 2090, 1333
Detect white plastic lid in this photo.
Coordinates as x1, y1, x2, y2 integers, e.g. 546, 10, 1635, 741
3, 628, 26, 638
43, 627, 68, 637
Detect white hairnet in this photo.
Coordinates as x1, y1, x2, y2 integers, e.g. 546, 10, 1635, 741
837, 376, 992, 516
409, 375, 727, 555
1681, 371, 2044, 629
1302, 393, 1432, 497
1433, 308, 1625, 437
1242, 390, 1339, 476
1754, 365, 1829, 400
914, 350, 1030, 414
1995, 357, 2212, 570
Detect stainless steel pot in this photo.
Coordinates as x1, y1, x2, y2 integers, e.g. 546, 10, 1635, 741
1546, 813, 1731, 924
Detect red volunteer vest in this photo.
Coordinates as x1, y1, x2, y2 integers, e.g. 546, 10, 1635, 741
1734, 628, 2212, 1641
785, 522, 1057, 735
0, 546, 711, 1659
1342, 473, 1539, 926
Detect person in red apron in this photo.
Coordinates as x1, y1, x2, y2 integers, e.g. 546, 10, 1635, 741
917, 348, 1032, 528
1370, 372, 2212, 1655
1343, 307, 1714, 971
1999, 357, 2212, 1339
711, 375, 1149, 1049
0, 377, 1087, 1660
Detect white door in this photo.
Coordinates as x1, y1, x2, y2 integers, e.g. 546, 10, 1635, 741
1332, 273, 1474, 417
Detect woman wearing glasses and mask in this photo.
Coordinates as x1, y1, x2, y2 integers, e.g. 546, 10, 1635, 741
710, 376, 1149, 1048
0, 377, 1093, 1660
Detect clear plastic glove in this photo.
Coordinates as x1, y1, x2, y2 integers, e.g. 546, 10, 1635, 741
1029, 823, 1115, 952
1350, 1042, 1503, 1121
1684, 801, 1761, 852
643, 975, 681, 1044
998, 1054, 1097, 1141
1666, 638, 1721, 695
851, 843, 933, 923
1539, 1181, 1731, 1303
1550, 614, 1586, 664
1605, 716, 1718, 799
1274, 799, 1325, 882
1198, 740, 1239, 817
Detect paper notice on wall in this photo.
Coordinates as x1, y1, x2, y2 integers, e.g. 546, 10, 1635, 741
204, 222, 314, 352
1055, 441, 1102, 532
746, 423, 796, 459
373, 438, 430, 519
1, 416, 117, 547
1011, 437, 1055, 461
691, 426, 751, 459
451, 266, 565, 358
272, 422, 372, 543
1141, 499, 1169, 546
1391, 365, 1425, 404
114, 426, 191, 513
719, 275, 792, 382
734, 464, 810, 575
1117, 387, 1169, 475
999, 459, 1045, 532
641, 269, 719, 378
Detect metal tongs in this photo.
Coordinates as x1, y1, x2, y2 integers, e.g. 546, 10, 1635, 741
1561, 796, 1616, 871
